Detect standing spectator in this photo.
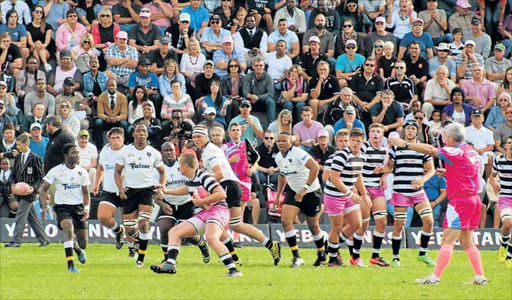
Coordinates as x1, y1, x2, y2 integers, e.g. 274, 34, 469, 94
292, 106, 324, 150
463, 16, 491, 59
94, 80, 129, 147
43, 115, 75, 174
106, 31, 139, 89
128, 9, 161, 56
485, 43, 512, 85
76, 129, 97, 185
418, 0, 453, 45
461, 64, 496, 111
242, 58, 276, 124
55, 9, 87, 56
112, 0, 141, 32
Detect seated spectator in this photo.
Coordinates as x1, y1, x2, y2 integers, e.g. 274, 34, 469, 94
230, 7, 248, 34
194, 60, 220, 102
213, 0, 235, 31
429, 109, 442, 137
0, 124, 18, 164
247, 0, 273, 33
463, 16, 491, 59
158, 58, 186, 99
404, 99, 429, 126
94, 79, 129, 147
255, 129, 279, 186
367, 17, 397, 55
167, 13, 195, 60
385, 60, 417, 111
485, 43, 512, 85
57, 100, 81, 137
242, 58, 275, 123
180, 37, 206, 96
82, 55, 108, 100
46, 50, 82, 96
448, 0, 477, 33
106, 31, 139, 89
423, 173, 447, 227
213, 35, 247, 77
299, 36, 328, 81
0, 101, 15, 137
16, 56, 45, 101
200, 14, 230, 59
112, 0, 142, 32
466, 109, 495, 178
335, 39, 365, 88
71, 34, 96, 73
0, 81, 19, 122
499, 14, 512, 58
332, 105, 366, 138
308, 0, 340, 33
412, 110, 433, 144
281, 64, 308, 120
165, 109, 193, 144
21, 102, 47, 133
292, 106, 324, 150
418, 0, 453, 46
370, 40, 384, 72
349, 57, 383, 126
403, 42, 429, 96
220, 58, 244, 116
26, 5, 55, 72
128, 57, 160, 111
76, 129, 98, 185
461, 64, 496, 111
386, 0, 417, 40
128, 85, 156, 126
448, 27, 464, 57
28, 123, 48, 163
161, 84, 194, 136
133, 102, 162, 148
273, 0, 306, 36
428, 43, 457, 82
334, 19, 365, 58
23, 78, 55, 117
442, 87, 473, 126
228, 99, 264, 145
0, 32, 22, 76
398, 18, 434, 60
309, 129, 335, 183
142, 0, 175, 33
201, 80, 233, 127
233, 15, 268, 68
55, 77, 90, 129
455, 40, 484, 81
485, 93, 511, 132
370, 89, 404, 134
148, 37, 179, 76
378, 41, 397, 81
55, 9, 87, 56
422, 65, 456, 120
266, 40, 292, 89
340, 0, 373, 34
309, 61, 339, 120
268, 19, 300, 62
267, 109, 292, 136
1, 0, 31, 25
91, 8, 120, 59
498, 66, 512, 98
129, 9, 161, 56
198, 107, 224, 131
358, 0, 385, 22
0, 10, 29, 66
302, 13, 335, 63
180, 0, 209, 36
493, 105, 512, 155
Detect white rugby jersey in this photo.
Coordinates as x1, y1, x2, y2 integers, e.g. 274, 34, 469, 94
389, 145, 432, 196
117, 144, 163, 189
44, 164, 91, 205
324, 147, 365, 197
361, 141, 388, 187
152, 160, 191, 206
493, 155, 512, 197
202, 142, 239, 183
275, 146, 321, 193
98, 144, 125, 193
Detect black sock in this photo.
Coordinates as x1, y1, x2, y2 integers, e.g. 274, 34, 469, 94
352, 233, 363, 260
65, 246, 74, 268
161, 244, 168, 260
223, 237, 239, 261
73, 241, 82, 254
137, 235, 149, 263
347, 239, 354, 257
285, 230, 300, 258
220, 253, 237, 271
264, 237, 273, 250
327, 241, 339, 263
419, 231, 433, 256
313, 233, 325, 255
133, 231, 140, 242
507, 241, 512, 260
166, 245, 180, 264
392, 235, 401, 260
372, 230, 384, 259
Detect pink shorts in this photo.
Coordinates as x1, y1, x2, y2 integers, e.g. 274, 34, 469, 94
366, 187, 385, 199
390, 192, 428, 207
188, 205, 230, 234
498, 196, 512, 210
324, 194, 359, 216
240, 181, 251, 202
443, 196, 481, 230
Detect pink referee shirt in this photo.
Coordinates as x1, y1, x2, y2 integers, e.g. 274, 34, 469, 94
438, 143, 481, 199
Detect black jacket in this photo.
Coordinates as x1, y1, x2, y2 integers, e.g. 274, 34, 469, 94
44, 128, 75, 174
12, 151, 44, 202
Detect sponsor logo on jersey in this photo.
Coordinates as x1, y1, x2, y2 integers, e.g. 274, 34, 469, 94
62, 183, 81, 190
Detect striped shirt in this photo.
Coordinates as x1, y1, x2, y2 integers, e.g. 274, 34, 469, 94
361, 142, 388, 187
390, 146, 432, 196
493, 155, 512, 197
106, 44, 139, 78
185, 169, 228, 213
324, 147, 366, 197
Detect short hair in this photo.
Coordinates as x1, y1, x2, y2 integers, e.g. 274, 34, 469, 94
253, 58, 265, 65
302, 106, 312, 113
432, 109, 442, 116
350, 128, 364, 138
264, 129, 274, 135
395, 60, 406, 66
278, 131, 292, 137
278, 18, 287, 24
383, 41, 394, 50
409, 41, 421, 50
62, 143, 77, 156
16, 134, 30, 144
444, 122, 465, 143
3, 123, 14, 133
336, 129, 349, 138
229, 122, 241, 130
0, 32, 10, 40
369, 123, 385, 131
507, 135, 512, 142
317, 61, 329, 69
33, 102, 45, 111
276, 39, 287, 46
45, 115, 62, 127
381, 89, 395, 98
340, 87, 353, 95
66, 8, 78, 17
107, 127, 125, 138
436, 65, 449, 74
180, 152, 198, 169
453, 27, 462, 34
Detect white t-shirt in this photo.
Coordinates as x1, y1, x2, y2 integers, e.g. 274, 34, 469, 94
465, 125, 495, 149
152, 160, 190, 206
266, 52, 293, 81
117, 144, 164, 189
44, 164, 91, 205
275, 146, 321, 193
202, 142, 239, 183
76, 141, 98, 168
98, 144, 125, 193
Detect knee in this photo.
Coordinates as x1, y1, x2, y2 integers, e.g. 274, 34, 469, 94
205, 232, 219, 245
94, 118, 104, 128
309, 99, 318, 108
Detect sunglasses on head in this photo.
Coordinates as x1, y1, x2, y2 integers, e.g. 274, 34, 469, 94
181, 20, 189, 23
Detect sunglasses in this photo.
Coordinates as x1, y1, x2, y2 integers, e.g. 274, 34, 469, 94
229, 64, 239, 68
364, 63, 375, 67
264, 137, 274, 140
100, 14, 110, 18
413, 23, 423, 26
347, 4, 357, 7
395, 66, 405, 69
34, 10, 43, 14
374, 44, 383, 48
375, 21, 384, 25
415, 117, 424, 120
211, 21, 220, 24
500, 98, 509, 101
83, 41, 90, 44
346, 45, 356, 49
343, 24, 353, 28
240, 105, 251, 108
61, 105, 70, 108
67, 15, 78, 18
181, 20, 189, 23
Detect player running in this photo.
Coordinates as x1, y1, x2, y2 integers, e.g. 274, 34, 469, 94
92, 127, 126, 251
115, 123, 166, 268
153, 142, 210, 263
39, 143, 90, 273
490, 136, 512, 268
324, 128, 371, 268
389, 122, 488, 285
150, 152, 243, 277
375, 120, 436, 268
274, 131, 325, 267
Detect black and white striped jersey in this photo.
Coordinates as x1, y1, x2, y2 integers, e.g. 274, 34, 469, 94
185, 169, 227, 213
390, 146, 432, 196
361, 142, 388, 187
493, 155, 512, 197
324, 147, 366, 197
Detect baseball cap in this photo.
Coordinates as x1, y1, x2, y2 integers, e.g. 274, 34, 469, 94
139, 10, 151, 18
179, 13, 191, 22
435, 43, 450, 51
141, 101, 153, 108
344, 105, 356, 114
116, 31, 128, 39
64, 77, 75, 86
204, 60, 214, 66
0, 81, 7, 88
160, 36, 171, 44
317, 129, 329, 138
465, 40, 476, 47
456, 0, 471, 8
495, 43, 506, 51
443, 117, 454, 125
78, 129, 89, 137
472, 109, 483, 116
308, 36, 320, 44
222, 35, 233, 44
346, 39, 357, 47
413, 18, 424, 25
203, 107, 216, 115
211, 14, 221, 21
471, 16, 482, 25
30, 123, 42, 130
375, 16, 386, 23
60, 49, 72, 58
139, 57, 151, 66
240, 100, 252, 107
403, 119, 419, 129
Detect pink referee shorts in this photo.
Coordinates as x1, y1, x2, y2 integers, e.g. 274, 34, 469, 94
367, 187, 385, 199
324, 194, 359, 216
240, 181, 251, 202
188, 205, 230, 234
443, 195, 481, 230
390, 192, 428, 207
498, 196, 512, 210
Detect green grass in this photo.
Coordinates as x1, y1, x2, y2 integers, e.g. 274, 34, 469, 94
1, 244, 511, 299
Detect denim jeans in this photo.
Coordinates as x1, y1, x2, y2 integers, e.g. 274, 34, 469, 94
253, 95, 276, 123
432, 33, 454, 46
282, 100, 306, 121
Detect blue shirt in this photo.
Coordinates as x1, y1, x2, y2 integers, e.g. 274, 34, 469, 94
30, 137, 49, 164
180, 6, 209, 32
484, 106, 506, 129
333, 118, 367, 139
267, 30, 299, 53
428, 56, 457, 78
229, 115, 263, 145
400, 32, 434, 59
424, 173, 446, 201
212, 49, 246, 76
0, 24, 27, 42
335, 54, 365, 73
202, 95, 228, 126
128, 71, 159, 89
39, 1, 69, 32
158, 74, 187, 98
200, 27, 231, 45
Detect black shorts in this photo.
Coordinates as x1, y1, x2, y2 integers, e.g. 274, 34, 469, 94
221, 180, 242, 208
283, 187, 323, 217
100, 191, 122, 208
122, 187, 154, 215
156, 201, 195, 222
54, 204, 88, 231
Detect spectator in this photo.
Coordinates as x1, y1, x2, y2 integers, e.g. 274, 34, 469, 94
266, 40, 292, 89
403, 42, 429, 96
43, 115, 75, 174
370, 89, 405, 134
70, 34, 95, 73
499, 14, 512, 58
21, 103, 47, 133
213, 0, 235, 31
200, 14, 230, 59
455, 40, 484, 81
349, 57, 384, 126
82, 55, 108, 99
413, 110, 433, 144
76, 129, 97, 185
132, 102, 162, 148
448, 0, 478, 32
161, 81, 194, 136
55, 9, 87, 55
46, 50, 81, 96
247, 0, 274, 33
461, 63, 496, 111
485, 43, 512, 85
180, 0, 209, 36
106, 31, 139, 89
242, 58, 276, 123
334, 18, 365, 58
299, 36, 328, 80
281, 64, 309, 120
378, 41, 397, 81
194, 60, 220, 102
198, 107, 224, 131
498, 66, 512, 98
448, 27, 465, 57
0, 124, 18, 163
213, 35, 246, 77
333, 105, 366, 138
0, 100, 14, 137
428, 43, 457, 82
292, 106, 324, 150
128, 85, 156, 125
274, 0, 306, 35
128, 9, 161, 56
442, 87, 473, 126
148, 37, 179, 76
423, 173, 447, 227
165, 109, 193, 143
228, 99, 264, 145
202, 80, 233, 127
463, 16, 491, 59
398, 18, 434, 60
385, 60, 417, 110
404, 99, 429, 126
358, 0, 385, 22
418, 0, 453, 45
220, 58, 244, 116
142, 0, 175, 33
25, 78, 56, 117
302, 13, 335, 62
158, 58, 186, 99
167, 13, 195, 61
1, 0, 31, 25
335, 39, 365, 88
94, 79, 129, 147
28, 123, 48, 163
0, 81, 19, 121
16, 57, 46, 102
268, 19, 300, 62
255, 129, 279, 186
90, 8, 120, 57
0, 10, 29, 66
267, 109, 292, 136
0, 32, 22, 75
26, 5, 54, 72
128, 57, 160, 110
180, 37, 206, 95
465, 108, 495, 178
309, 129, 335, 184
366, 17, 397, 56
485, 93, 511, 132
429, 109, 442, 137
422, 65, 456, 120
112, 0, 141, 32
387, 0, 417, 40
57, 99, 80, 137
233, 15, 268, 68
309, 61, 339, 120
308, 0, 340, 33
55, 77, 90, 129
493, 104, 512, 155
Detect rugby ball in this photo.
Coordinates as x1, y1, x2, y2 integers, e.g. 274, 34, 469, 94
13, 182, 32, 195
194, 188, 211, 210
388, 131, 400, 139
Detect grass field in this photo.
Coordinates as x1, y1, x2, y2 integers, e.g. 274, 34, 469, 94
1, 243, 511, 299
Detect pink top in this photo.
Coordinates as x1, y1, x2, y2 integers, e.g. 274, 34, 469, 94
292, 120, 324, 143
460, 78, 496, 109
223, 141, 250, 182
55, 22, 88, 52
91, 23, 121, 45
438, 143, 481, 199
143, 3, 173, 28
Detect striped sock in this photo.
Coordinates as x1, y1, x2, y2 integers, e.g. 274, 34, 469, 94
419, 231, 433, 256
166, 245, 180, 265
372, 230, 384, 259
64, 240, 74, 268
220, 253, 237, 271
137, 232, 149, 263
223, 237, 239, 261
285, 230, 300, 258
352, 233, 363, 260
